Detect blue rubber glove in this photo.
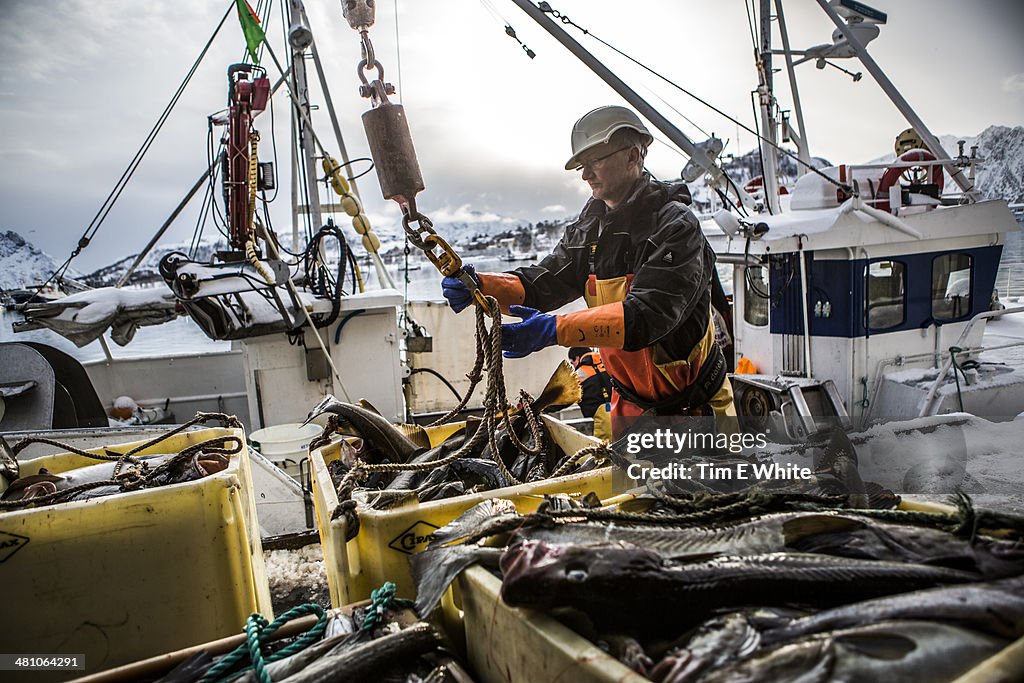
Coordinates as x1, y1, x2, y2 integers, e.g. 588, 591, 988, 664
441, 264, 479, 313
501, 305, 558, 358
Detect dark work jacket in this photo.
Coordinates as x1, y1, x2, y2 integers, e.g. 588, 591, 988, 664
512, 174, 715, 363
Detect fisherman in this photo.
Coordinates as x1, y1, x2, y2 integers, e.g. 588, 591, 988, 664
442, 105, 735, 437
568, 347, 613, 442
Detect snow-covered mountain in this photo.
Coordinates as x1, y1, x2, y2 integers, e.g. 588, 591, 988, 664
690, 124, 1024, 210
865, 125, 1024, 204
0, 230, 77, 291
81, 239, 230, 287
688, 124, 1024, 210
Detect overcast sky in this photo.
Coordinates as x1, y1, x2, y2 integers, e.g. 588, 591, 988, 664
1, 0, 1022, 270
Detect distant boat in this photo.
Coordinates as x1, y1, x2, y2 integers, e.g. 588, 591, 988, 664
501, 247, 537, 262
6, 284, 65, 308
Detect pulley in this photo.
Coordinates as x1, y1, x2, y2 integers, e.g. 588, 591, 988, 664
342, 0, 375, 30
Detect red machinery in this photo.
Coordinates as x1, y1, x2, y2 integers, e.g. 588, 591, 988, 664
225, 64, 270, 251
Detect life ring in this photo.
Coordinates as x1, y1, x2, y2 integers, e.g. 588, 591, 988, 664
876, 148, 944, 212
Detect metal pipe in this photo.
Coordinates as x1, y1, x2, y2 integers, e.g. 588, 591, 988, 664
757, 0, 781, 212
308, 32, 361, 203
814, 0, 978, 199
135, 391, 248, 406
287, 0, 323, 239
919, 306, 1024, 416
838, 196, 922, 239
774, 0, 810, 169
799, 238, 812, 377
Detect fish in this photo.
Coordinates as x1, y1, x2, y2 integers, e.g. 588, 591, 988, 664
0, 451, 229, 504
232, 630, 370, 683
323, 361, 584, 505
304, 395, 430, 464
278, 622, 443, 683
428, 505, 1020, 569
388, 431, 467, 490
759, 575, 1024, 645
498, 540, 980, 635
785, 514, 1024, 577
416, 480, 467, 503
427, 499, 519, 548
522, 360, 583, 415
447, 457, 511, 490
411, 544, 505, 617
690, 620, 1006, 683
598, 634, 654, 675
648, 612, 762, 683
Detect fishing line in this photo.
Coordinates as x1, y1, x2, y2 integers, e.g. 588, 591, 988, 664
394, 0, 403, 103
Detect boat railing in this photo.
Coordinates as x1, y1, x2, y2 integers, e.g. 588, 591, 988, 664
918, 305, 1024, 416
842, 157, 981, 208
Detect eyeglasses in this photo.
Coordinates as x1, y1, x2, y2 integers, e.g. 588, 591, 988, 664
573, 145, 631, 172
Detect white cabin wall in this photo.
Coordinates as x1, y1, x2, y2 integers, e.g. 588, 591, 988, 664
241, 291, 406, 429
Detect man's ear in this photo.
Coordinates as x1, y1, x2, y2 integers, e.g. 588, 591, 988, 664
628, 146, 642, 169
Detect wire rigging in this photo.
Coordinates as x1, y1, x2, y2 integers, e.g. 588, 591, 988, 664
537, 3, 848, 194
28, 2, 236, 302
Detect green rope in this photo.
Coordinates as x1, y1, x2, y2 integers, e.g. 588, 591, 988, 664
361, 581, 414, 632
201, 603, 327, 683
949, 346, 966, 412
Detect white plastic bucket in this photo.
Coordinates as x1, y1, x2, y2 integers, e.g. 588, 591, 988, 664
249, 423, 322, 480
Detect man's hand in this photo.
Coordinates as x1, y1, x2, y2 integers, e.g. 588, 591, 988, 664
501, 305, 557, 358
441, 264, 479, 313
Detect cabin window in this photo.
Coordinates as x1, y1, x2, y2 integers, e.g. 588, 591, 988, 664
743, 265, 769, 326
865, 260, 905, 330
932, 254, 973, 321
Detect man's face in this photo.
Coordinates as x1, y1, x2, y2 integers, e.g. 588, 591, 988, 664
575, 142, 640, 209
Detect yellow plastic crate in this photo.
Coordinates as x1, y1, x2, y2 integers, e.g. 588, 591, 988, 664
458, 565, 646, 683
456, 496, 1024, 683
311, 414, 611, 607
459, 565, 1024, 683
0, 427, 272, 681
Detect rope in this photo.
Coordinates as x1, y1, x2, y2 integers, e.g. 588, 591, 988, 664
324, 298, 568, 534
949, 345, 966, 412
201, 603, 327, 683
547, 444, 617, 479
3, 413, 244, 510
360, 581, 413, 632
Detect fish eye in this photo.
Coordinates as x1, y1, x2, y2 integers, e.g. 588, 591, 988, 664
565, 562, 588, 582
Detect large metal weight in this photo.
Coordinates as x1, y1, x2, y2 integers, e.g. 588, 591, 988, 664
362, 102, 425, 206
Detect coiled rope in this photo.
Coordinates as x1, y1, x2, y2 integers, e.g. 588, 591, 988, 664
201, 603, 327, 683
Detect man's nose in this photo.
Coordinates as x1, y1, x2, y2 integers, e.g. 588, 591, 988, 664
581, 165, 595, 180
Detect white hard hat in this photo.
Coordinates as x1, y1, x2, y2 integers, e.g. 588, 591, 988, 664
565, 105, 654, 170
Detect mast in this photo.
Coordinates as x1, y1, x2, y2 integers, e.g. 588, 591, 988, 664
756, 0, 781, 212
287, 0, 324, 240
